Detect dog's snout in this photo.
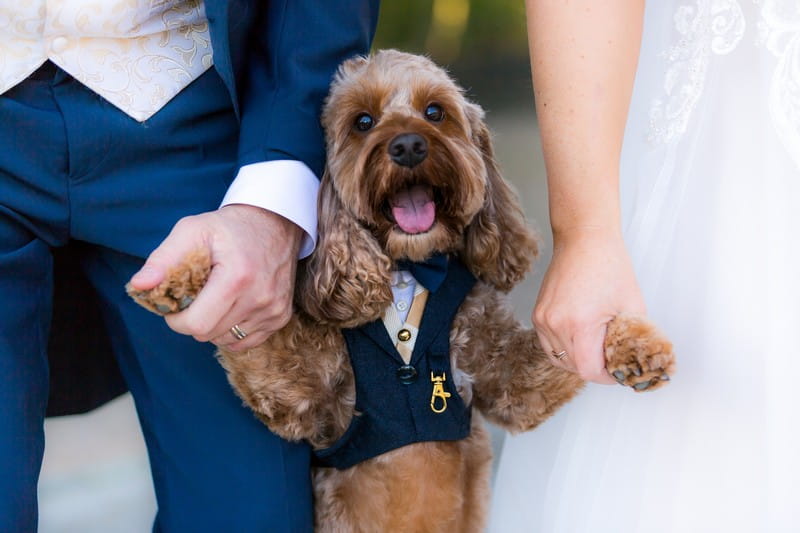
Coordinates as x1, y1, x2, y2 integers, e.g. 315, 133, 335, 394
388, 133, 427, 168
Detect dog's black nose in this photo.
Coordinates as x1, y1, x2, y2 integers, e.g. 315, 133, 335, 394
388, 133, 427, 168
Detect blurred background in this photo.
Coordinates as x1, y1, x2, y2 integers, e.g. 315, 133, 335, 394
374, 0, 533, 105
39, 1, 551, 530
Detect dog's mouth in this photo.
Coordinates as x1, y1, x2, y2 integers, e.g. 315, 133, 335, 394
384, 184, 437, 234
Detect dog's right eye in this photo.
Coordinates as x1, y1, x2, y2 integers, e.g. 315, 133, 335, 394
354, 113, 375, 132
424, 103, 445, 122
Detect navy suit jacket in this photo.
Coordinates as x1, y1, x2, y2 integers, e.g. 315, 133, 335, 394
46, 0, 380, 416
208, 0, 380, 176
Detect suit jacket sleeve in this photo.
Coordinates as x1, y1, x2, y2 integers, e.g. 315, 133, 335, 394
236, 0, 380, 178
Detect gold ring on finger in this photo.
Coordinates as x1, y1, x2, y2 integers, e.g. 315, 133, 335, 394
230, 324, 248, 341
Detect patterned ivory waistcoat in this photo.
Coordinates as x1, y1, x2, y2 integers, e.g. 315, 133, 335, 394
0, 0, 213, 121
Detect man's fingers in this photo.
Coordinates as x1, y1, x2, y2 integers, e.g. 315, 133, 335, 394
166, 266, 289, 343
135, 208, 300, 347
212, 328, 273, 352
128, 263, 166, 291
211, 318, 257, 347
166, 267, 236, 340
129, 216, 206, 291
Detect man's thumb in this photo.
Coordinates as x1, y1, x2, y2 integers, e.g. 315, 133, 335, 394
129, 262, 167, 291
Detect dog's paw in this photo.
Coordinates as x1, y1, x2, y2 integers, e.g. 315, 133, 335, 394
126, 249, 211, 316
604, 315, 675, 392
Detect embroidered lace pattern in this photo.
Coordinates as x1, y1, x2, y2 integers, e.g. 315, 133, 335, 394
648, 0, 746, 144
756, 0, 800, 169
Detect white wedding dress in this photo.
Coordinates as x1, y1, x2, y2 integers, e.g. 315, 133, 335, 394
490, 1, 800, 532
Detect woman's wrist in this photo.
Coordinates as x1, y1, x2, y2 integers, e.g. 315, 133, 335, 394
551, 221, 623, 249
546, 176, 622, 246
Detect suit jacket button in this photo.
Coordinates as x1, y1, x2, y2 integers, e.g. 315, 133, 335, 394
396, 364, 418, 384
397, 328, 412, 342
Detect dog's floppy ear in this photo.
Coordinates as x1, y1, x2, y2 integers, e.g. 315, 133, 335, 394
297, 173, 393, 327
463, 103, 539, 292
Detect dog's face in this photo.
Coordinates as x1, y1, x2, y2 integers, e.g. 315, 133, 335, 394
321, 50, 489, 262
302, 51, 535, 324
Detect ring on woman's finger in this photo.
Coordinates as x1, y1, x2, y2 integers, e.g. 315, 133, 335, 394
551, 349, 568, 360
229, 324, 248, 341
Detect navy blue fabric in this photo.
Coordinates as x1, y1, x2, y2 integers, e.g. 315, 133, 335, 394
397, 253, 449, 293
0, 1, 379, 529
0, 65, 312, 533
206, 0, 381, 177
314, 259, 476, 470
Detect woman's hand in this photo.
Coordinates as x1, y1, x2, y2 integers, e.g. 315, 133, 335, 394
525, 0, 646, 384
533, 227, 645, 384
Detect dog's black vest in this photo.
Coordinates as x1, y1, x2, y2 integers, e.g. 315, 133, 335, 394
313, 258, 476, 470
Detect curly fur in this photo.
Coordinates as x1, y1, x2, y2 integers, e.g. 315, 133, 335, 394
128, 49, 675, 532
299, 51, 539, 328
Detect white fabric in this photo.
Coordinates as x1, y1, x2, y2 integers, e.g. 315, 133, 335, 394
0, 0, 213, 122
388, 270, 420, 325
381, 271, 425, 354
490, 1, 800, 531
221, 160, 320, 259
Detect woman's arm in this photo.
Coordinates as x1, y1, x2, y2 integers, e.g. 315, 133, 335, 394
525, 0, 646, 384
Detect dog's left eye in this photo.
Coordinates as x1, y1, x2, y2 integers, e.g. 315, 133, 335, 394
354, 113, 375, 132
424, 104, 445, 122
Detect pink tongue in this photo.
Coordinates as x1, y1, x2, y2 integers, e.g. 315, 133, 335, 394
390, 185, 436, 234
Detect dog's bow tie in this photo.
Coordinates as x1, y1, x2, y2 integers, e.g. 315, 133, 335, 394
397, 253, 449, 293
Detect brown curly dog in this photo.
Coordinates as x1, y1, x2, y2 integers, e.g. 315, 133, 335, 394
129, 50, 675, 532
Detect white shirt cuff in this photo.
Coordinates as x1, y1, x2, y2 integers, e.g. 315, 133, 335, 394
220, 160, 319, 258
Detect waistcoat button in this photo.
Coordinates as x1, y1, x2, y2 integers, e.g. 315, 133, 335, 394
50, 36, 69, 54
397, 328, 412, 342
396, 364, 418, 384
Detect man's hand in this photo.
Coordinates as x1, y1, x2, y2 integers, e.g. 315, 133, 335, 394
129, 205, 303, 351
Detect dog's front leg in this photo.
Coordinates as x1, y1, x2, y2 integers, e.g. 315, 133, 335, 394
463, 326, 584, 434
456, 287, 675, 433
454, 284, 584, 433
216, 316, 355, 448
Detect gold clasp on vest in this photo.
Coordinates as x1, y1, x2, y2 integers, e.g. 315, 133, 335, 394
430, 372, 451, 413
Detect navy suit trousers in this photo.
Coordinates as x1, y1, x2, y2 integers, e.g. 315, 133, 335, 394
0, 65, 313, 532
